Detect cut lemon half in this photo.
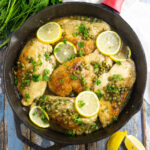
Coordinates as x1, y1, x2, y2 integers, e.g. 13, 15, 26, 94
107, 131, 127, 150
96, 31, 121, 56
37, 22, 62, 44
54, 41, 77, 63
75, 91, 100, 118
124, 135, 146, 150
110, 45, 131, 62
29, 106, 50, 128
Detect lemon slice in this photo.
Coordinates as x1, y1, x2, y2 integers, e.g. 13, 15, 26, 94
29, 106, 50, 128
96, 31, 121, 56
110, 45, 131, 62
75, 91, 100, 118
107, 131, 127, 150
37, 22, 62, 44
54, 41, 77, 63
124, 135, 146, 150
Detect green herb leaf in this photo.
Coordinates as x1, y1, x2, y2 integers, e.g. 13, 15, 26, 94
81, 76, 86, 85
25, 93, 30, 102
44, 52, 50, 61
70, 75, 78, 80
54, 48, 61, 53
62, 39, 67, 44
32, 74, 42, 82
95, 89, 104, 99
116, 61, 122, 65
113, 116, 118, 121
66, 130, 75, 135
60, 79, 64, 84
78, 100, 85, 108
96, 79, 101, 85
78, 49, 84, 57
78, 42, 84, 47
74, 115, 82, 125
112, 75, 124, 81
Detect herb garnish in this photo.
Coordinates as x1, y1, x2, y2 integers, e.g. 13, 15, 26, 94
116, 61, 122, 65
42, 69, 50, 81
70, 75, 78, 80
81, 76, 86, 85
66, 130, 75, 135
95, 89, 104, 99
78, 23, 89, 39
60, 79, 64, 84
78, 100, 85, 108
54, 48, 61, 53
78, 42, 84, 47
25, 93, 30, 102
44, 52, 50, 61
96, 79, 101, 85
62, 39, 67, 44
32, 74, 42, 82
113, 116, 118, 121
74, 115, 82, 125
112, 75, 124, 81
78, 49, 84, 57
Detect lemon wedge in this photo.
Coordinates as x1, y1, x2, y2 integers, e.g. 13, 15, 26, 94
29, 106, 50, 128
124, 135, 146, 150
75, 91, 100, 118
54, 41, 77, 63
110, 45, 131, 62
107, 131, 127, 150
37, 22, 62, 44
96, 31, 121, 56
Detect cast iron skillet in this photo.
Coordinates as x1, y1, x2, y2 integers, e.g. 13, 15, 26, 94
3, 1, 147, 149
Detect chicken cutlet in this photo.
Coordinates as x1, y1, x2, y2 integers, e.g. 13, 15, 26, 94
56, 18, 111, 55
34, 95, 99, 135
16, 38, 56, 106
48, 50, 113, 97
93, 59, 136, 127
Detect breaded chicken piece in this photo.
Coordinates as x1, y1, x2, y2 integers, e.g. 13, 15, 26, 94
34, 95, 98, 135
56, 18, 111, 54
17, 38, 56, 106
94, 59, 136, 127
48, 50, 113, 97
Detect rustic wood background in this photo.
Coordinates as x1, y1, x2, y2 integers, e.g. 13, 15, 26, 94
0, 0, 150, 149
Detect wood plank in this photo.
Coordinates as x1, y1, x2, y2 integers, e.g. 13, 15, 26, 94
4, 97, 23, 150
88, 142, 97, 150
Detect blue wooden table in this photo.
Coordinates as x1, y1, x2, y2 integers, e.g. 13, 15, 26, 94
0, 0, 150, 149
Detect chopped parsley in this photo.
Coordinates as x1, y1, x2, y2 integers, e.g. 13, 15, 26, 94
32, 74, 42, 82
14, 76, 18, 86
64, 100, 68, 104
78, 42, 84, 47
54, 48, 61, 53
94, 63, 99, 73
96, 79, 101, 85
72, 32, 79, 37
113, 116, 118, 121
60, 79, 64, 84
66, 130, 75, 136
78, 100, 85, 108
74, 115, 82, 125
70, 75, 78, 80
112, 75, 124, 81
116, 61, 122, 65
42, 69, 50, 81
62, 39, 67, 44
78, 49, 84, 57
32, 111, 37, 116
68, 54, 76, 61
81, 76, 86, 85
40, 112, 49, 124
95, 89, 104, 99
78, 23, 89, 39
44, 52, 50, 61
84, 86, 90, 91
25, 93, 30, 102
30, 59, 37, 71
38, 55, 42, 66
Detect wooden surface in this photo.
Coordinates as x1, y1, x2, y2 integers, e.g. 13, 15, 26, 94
0, 0, 150, 149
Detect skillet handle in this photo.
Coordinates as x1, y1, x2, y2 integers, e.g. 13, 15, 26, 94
101, 0, 125, 14
14, 114, 67, 150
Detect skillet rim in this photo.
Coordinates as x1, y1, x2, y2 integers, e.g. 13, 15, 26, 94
3, 2, 147, 144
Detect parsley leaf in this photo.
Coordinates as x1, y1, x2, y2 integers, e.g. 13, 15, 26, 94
32, 74, 42, 82
54, 48, 61, 53
60, 79, 64, 84
81, 76, 86, 85
96, 79, 101, 85
116, 61, 122, 65
95, 89, 104, 99
78, 49, 84, 57
74, 115, 82, 125
78, 100, 85, 108
44, 52, 50, 61
78, 42, 84, 47
70, 75, 78, 80
62, 39, 67, 44
112, 75, 124, 81
25, 93, 30, 102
